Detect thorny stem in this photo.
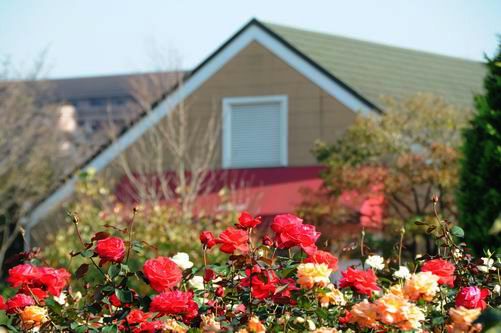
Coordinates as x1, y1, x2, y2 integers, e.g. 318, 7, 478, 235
432, 200, 468, 283
71, 214, 111, 283
360, 227, 366, 258
125, 207, 138, 264
202, 247, 208, 304
398, 226, 405, 267
248, 228, 253, 317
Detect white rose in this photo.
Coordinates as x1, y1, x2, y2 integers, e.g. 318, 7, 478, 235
493, 284, 501, 295
365, 255, 385, 270
189, 276, 204, 290
170, 252, 193, 270
53, 291, 67, 305
479, 257, 495, 272
394, 266, 411, 279
307, 319, 316, 331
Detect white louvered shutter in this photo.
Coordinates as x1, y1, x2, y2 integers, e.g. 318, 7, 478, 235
225, 98, 286, 168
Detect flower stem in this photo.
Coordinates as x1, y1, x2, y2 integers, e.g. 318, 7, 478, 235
125, 207, 138, 264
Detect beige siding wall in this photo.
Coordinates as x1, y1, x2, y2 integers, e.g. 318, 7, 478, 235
31, 42, 361, 246
105, 41, 357, 177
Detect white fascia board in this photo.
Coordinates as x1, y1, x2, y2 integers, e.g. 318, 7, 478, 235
25, 22, 372, 230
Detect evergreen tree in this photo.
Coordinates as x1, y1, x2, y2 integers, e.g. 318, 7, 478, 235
457, 42, 501, 254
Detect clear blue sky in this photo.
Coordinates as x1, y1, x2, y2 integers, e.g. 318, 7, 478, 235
1, 0, 499, 79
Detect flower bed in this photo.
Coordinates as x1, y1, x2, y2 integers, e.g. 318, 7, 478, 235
0, 208, 499, 332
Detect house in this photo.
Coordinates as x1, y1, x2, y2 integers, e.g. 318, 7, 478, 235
22, 19, 485, 248
49, 72, 181, 133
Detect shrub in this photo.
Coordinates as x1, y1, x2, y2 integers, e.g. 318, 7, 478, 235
0, 199, 499, 332
43, 173, 234, 292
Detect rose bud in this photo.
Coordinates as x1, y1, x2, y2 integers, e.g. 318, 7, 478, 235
262, 235, 273, 247
215, 286, 224, 297
203, 268, 216, 282
200, 231, 217, 249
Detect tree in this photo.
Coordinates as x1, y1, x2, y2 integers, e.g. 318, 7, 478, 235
108, 51, 222, 219
0, 56, 68, 275
300, 94, 469, 254
457, 43, 501, 254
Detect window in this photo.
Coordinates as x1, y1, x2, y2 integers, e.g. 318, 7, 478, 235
222, 95, 288, 168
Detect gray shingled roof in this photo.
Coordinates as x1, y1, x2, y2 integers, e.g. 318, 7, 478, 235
264, 22, 486, 109
45, 71, 182, 100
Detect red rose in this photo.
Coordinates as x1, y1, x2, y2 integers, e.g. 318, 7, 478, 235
6, 264, 40, 288
0, 296, 5, 311
216, 227, 249, 254
95, 236, 126, 265
203, 268, 216, 282
126, 309, 151, 325
6, 294, 35, 314
199, 231, 217, 249
20, 287, 48, 302
304, 250, 339, 271
150, 290, 198, 322
455, 286, 489, 310
238, 211, 262, 229
39, 267, 71, 296
421, 259, 455, 287
109, 293, 122, 307
338, 310, 352, 324
272, 278, 299, 305
215, 286, 225, 297
7, 264, 70, 298
240, 268, 278, 300
271, 214, 320, 255
339, 267, 380, 296
133, 320, 165, 333
143, 256, 182, 292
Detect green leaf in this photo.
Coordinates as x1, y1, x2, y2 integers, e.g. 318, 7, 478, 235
74, 325, 89, 333
108, 264, 120, 279
101, 325, 118, 333
81, 249, 94, 258
115, 289, 133, 304
132, 240, 143, 253
76, 263, 90, 279
475, 307, 501, 331
450, 226, 464, 238
0, 311, 11, 325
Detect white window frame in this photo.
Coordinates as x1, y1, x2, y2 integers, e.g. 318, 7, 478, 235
222, 95, 288, 168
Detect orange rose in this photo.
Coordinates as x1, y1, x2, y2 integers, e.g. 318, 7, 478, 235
349, 300, 379, 329
19, 305, 48, 328
247, 316, 266, 333
403, 271, 439, 301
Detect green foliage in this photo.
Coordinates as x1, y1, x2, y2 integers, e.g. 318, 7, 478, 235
301, 94, 468, 256
457, 42, 501, 254
43, 173, 233, 292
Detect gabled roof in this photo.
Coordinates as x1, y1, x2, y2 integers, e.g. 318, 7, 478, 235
46, 72, 182, 100
264, 22, 485, 109
23, 18, 486, 242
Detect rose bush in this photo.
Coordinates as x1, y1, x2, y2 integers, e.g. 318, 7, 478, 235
0, 205, 500, 332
